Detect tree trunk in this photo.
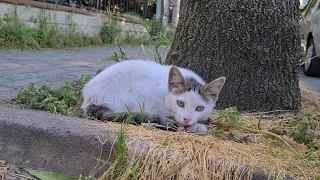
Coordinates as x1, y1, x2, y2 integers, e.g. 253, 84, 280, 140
165, 0, 301, 112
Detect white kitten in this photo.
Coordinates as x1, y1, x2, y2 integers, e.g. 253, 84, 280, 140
81, 60, 226, 134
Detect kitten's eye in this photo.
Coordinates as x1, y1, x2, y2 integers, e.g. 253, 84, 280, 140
196, 105, 205, 112
177, 100, 184, 107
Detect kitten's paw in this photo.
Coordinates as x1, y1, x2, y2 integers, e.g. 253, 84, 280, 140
156, 117, 183, 131
186, 123, 207, 135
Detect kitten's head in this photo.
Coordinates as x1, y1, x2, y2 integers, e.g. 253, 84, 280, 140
165, 66, 226, 127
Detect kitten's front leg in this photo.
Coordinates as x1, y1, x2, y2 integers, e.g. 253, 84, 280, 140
186, 123, 207, 135
152, 116, 183, 131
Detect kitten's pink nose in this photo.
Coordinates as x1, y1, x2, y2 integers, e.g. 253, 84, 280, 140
184, 118, 191, 123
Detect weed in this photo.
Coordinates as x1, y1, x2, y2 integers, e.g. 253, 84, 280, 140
16, 83, 76, 114
103, 37, 129, 62
103, 35, 169, 64
217, 106, 242, 128
138, 101, 145, 123
115, 126, 127, 175
100, 19, 120, 44
16, 75, 92, 116
124, 104, 134, 124
267, 138, 283, 157
121, 34, 151, 46
288, 118, 315, 146
100, 124, 139, 180
0, 5, 40, 49
121, 13, 174, 46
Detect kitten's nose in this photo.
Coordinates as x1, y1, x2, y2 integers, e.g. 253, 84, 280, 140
184, 118, 191, 123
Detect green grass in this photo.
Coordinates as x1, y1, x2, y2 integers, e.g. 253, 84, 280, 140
100, 124, 139, 180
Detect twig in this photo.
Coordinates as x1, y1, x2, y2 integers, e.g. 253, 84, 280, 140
245, 110, 297, 115
90, 136, 109, 177
257, 114, 262, 130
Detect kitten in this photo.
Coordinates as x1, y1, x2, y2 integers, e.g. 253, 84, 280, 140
81, 60, 226, 134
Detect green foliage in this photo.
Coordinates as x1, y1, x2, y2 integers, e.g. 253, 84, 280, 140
124, 104, 134, 124
101, 125, 139, 179
0, 6, 40, 49
116, 126, 127, 171
294, 138, 320, 172
148, 16, 164, 38
121, 34, 151, 46
100, 20, 120, 44
0, 4, 172, 50
71, 75, 92, 91
16, 75, 92, 115
0, 5, 102, 50
288, 118, 298, 127
103, 39, 129, 62
288, 118, 315, 145
217, 106, 242, 128
115, 126, 140, 179
27, 169, 95, 180
267, 138, 283, 157
121, 13, 174, 46
207, 129, 224, 136
103, 37, 168, 65
294, 146, 319, 162
17, 83, 76, 114
138, 101, 146, 123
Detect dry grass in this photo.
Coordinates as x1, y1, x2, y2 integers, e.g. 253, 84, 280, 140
97, 86, 320, 180
1, 86, 318, 179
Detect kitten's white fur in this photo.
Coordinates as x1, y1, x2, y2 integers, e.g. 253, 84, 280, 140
82, 60, 225, 134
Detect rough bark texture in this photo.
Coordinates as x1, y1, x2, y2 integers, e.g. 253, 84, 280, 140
166, 0, 301, 112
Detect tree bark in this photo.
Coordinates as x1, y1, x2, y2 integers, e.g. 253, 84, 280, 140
165, 0, 301, 112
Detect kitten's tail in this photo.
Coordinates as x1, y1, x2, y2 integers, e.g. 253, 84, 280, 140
86, 104, 181, 131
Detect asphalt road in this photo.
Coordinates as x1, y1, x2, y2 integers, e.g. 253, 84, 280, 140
299, 67, 320, 92
0, 45, 319, 101
0, 45, 170, 101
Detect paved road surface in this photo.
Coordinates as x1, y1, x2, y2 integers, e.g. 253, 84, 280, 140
299, 67, 320, 92
0, 45, 319, 101
0, 45, 170, 100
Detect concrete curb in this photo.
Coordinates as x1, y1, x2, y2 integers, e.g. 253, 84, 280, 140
0, 106, 300, 179
0, 106, 120, 177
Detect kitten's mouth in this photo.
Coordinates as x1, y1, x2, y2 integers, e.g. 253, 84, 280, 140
178, 121, 195, 127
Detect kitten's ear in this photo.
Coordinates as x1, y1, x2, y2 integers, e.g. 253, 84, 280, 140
168, 66, 186, 93
202, 77, 226, 101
